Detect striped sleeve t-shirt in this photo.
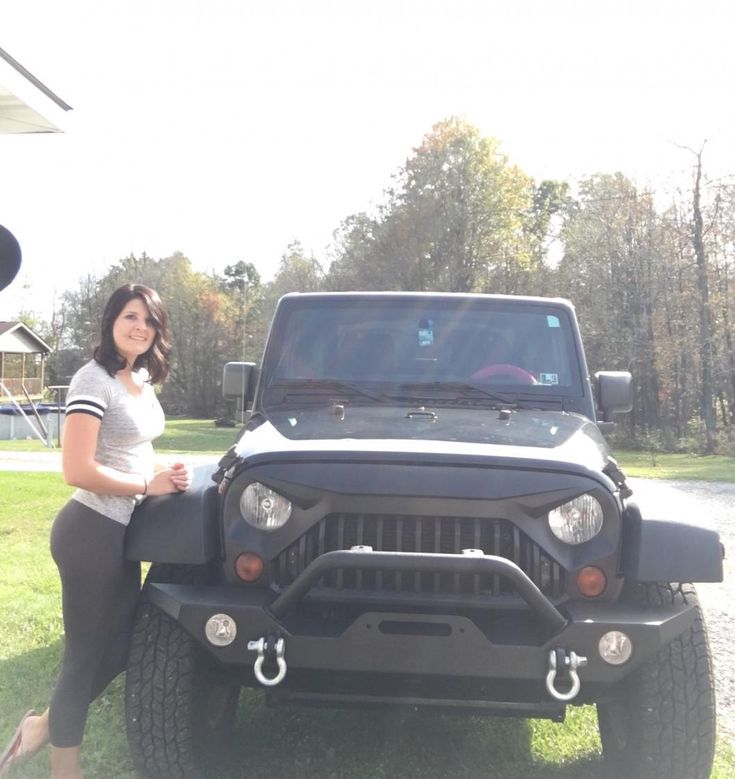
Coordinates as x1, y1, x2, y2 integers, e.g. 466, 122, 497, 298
65, 359, 165, 525
65, 392, 108, 420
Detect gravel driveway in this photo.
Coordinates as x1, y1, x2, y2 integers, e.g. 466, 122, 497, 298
628, 478, 734, 743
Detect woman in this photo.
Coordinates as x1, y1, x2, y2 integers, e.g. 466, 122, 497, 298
0, 283, 191, 779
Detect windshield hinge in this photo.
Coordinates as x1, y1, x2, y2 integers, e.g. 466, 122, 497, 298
212, 446, 241, 485
604, 456, 633, 499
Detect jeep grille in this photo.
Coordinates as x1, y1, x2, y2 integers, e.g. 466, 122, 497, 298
274, 514, 565, 600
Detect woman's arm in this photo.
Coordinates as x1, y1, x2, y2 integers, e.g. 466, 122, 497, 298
62, 414, 189, 496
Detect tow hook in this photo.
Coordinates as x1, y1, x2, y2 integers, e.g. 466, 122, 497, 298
247, 635, 287, 687
545, 648, 587, 702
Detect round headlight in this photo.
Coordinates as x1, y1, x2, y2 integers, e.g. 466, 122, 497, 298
240, 482, 292, 531
548, 494, 603, 545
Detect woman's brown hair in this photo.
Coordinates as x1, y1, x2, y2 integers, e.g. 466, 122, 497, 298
93, 283, 172, 383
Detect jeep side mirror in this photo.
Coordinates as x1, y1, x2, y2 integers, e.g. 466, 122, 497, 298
595, 371, 633, 423
223, 362, 258, 404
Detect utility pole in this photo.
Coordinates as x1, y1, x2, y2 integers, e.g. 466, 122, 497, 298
239, 278, 249, 424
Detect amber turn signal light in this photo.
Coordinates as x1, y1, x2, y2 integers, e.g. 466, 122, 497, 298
235, 552, 264, 582
576, 566, 607, 597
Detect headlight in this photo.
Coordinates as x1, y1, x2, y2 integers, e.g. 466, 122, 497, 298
548, 494, 603, 545
240, 482, 292, 531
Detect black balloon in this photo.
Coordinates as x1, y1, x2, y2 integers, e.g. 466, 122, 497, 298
0, 224, 22, 292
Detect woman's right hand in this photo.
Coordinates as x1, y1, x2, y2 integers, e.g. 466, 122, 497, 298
147, 463, 192, 496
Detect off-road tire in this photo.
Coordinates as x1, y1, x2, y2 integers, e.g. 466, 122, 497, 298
125, 564, 240, 779
597, 582, 716, 779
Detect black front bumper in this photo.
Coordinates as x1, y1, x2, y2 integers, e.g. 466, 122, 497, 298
147, 549, 695, 706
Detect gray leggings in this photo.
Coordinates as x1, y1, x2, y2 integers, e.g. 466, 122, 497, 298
48, 499, 140, 748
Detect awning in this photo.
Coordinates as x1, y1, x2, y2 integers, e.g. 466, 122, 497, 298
0, 46, 72, 134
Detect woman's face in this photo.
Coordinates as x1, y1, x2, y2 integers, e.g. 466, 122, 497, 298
112, 297, 156, 366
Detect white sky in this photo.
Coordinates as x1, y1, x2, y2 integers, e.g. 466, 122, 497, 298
1, 0, 734, 320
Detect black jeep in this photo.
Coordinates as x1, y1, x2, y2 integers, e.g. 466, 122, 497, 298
125, 292, 723, 779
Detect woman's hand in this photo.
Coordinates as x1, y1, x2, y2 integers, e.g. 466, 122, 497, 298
169, 462, 192, 492
147, 462, 192, 495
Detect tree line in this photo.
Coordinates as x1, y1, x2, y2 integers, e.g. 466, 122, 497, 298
28, 118, 734, 454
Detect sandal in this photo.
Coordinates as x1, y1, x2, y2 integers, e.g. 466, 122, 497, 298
0, 710, 37, 776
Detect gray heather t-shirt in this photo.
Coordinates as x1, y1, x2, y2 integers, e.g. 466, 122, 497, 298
65, 359, 165, 525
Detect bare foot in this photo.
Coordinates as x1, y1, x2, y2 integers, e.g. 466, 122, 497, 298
19, 711, 49, 758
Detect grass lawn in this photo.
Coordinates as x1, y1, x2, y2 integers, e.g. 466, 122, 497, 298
1, 473, 734, 778
0, 417, 240, 455
0, 438, 54, 452
2, 418, 735, 483
615, 449, 735, 482
152, 416, 241, 453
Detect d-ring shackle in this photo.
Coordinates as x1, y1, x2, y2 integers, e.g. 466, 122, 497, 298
545, 648, 587, 701
247, 636, 287, 686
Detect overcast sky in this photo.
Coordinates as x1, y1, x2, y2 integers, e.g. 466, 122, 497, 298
1, 0, 734, 320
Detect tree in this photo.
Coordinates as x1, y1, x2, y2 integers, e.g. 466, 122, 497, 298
222, 260, 261, 295
56, 253, 245, 417
709, 183, 735, 428
553, 174, 667, 438
685, 144, 716, 452
260, 240, 326, 322
221, 260, 263, 362
326, 118, 550, 294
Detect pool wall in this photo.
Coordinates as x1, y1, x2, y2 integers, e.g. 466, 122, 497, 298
0, 406, 64, 442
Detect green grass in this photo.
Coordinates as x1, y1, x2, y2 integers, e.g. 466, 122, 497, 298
3, 415, 735, 483
0, 439, 53, 452
153, 417, 240, 453
0, 417, 240, 455
615, 450, 735, 482
1, 473, 734, 777
4, 421, 735, 483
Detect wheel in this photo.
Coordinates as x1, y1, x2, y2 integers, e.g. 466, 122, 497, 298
470, 363, 536, 384
125, 564, 240, 779
597, 582, 715, 779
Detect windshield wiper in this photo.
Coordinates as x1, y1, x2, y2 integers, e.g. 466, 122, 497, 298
390, 381, 518, 407
268, 378, 386, 403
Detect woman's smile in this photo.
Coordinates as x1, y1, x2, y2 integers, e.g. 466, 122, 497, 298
112, 298, 155, 364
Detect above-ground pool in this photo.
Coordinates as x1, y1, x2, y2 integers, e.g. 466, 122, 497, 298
0, 404, 65, 441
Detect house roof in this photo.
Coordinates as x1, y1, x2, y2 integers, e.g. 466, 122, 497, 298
0, 321, 52, 354
0, 46, 72, 134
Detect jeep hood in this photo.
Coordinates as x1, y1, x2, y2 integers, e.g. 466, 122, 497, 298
234, 406, 611, 473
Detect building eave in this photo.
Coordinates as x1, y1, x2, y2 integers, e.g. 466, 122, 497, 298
0, 45, 72, 134
0, 322, 52, 354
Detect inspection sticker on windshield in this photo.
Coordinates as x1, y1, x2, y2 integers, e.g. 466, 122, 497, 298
418, 318, 434, 347
539, 373, 559, 385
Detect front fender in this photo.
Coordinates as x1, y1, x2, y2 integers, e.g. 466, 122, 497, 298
125, 462, 221, 564
621, 502, 724, 583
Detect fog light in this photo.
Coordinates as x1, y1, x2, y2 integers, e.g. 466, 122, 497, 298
205, 613, 237, 647
599, 630, 633, 665
576, 566, 607, 597
235, 552, 264, 582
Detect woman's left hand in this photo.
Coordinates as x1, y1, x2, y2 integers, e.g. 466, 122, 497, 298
168, 462, 192, 492
147, 462, 192, 495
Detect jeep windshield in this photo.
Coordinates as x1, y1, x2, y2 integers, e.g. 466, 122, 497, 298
260, 294, 585, 410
